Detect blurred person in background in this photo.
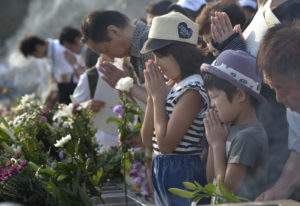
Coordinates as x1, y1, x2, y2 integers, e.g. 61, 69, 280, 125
146, 0, 172, 26
19, 35, 77, 105
168, 0, 207, 21
239, 0, 257, 19
81, 9, 152, 103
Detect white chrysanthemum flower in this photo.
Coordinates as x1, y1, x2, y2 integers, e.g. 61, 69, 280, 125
13, 113, 26, 127
20, 93, 35, 105
54, 134, 72, 147
53, 104, 73, 121
115, 77, 134, 92
63, 119, 74, 128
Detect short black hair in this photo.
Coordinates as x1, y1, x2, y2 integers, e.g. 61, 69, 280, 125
81, 9, 130, 43
153, 42, 206, 80
146, 1, 172, 16
59, 26, 81, 45
19, 35, 46, 57
203, 72, 259, 108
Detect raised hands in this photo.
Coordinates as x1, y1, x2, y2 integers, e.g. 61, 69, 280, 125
204, 109, 229, 147
144, 59, 174, 101
64, 50, 77, 66
211, 12, 243, 44
82, 99, 106, 113
98, 60, 132, 88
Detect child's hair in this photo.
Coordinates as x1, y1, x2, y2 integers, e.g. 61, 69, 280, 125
19, 35, 46, 57
153, 42, 206, 80
203, 72, 259, 108
196, 1, 246, 36
257, 20, 300, 82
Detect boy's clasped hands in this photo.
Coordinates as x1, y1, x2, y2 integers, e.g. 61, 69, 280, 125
204, 109, 229, 147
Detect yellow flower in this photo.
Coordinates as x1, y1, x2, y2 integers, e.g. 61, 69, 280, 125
2, 88, 8, 94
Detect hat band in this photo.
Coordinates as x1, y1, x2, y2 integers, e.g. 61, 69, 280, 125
211, 60, 261, 94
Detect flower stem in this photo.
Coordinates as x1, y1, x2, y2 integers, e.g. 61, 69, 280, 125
0, 141, 14, 155
123, 151, 128, 205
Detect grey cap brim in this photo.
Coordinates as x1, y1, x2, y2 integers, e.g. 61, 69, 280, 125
141, 38, 176, 54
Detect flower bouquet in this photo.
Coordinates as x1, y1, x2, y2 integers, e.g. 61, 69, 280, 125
107, 77, 144, 204
0, 152, 54, 205
0, 94, 103, 205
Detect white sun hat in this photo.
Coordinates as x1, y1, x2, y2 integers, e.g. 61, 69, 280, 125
141, 11, 199, 54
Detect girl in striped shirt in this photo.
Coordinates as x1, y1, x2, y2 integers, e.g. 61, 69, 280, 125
140, 12, 210, 206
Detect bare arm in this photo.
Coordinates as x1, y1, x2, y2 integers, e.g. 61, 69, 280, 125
224, 163, 247, 193
206, 146, 215, 183
130, 84, 147, 104
256, 151, 300, 201
140, 97, 154, 148
204, 110, 247, 193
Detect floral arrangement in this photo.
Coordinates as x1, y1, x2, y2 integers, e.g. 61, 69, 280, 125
0, 87, 153, 205
107, 76, 144, 204
127, 160, 153, 203
0, 152, 54, 205
0, 94, 102, 205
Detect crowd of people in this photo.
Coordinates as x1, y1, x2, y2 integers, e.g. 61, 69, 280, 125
18, 0, 300, 205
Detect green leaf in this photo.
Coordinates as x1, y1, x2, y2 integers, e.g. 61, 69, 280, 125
236, 196, 250, 202
92, 167, 103, 186
125, 157, 131, 170
193, 193, 210, 202
204, 184, 217, 195
0, 127, 13, 142
183, 182, 196, 190
78, 184, 93, 206
106, 117, 122, 124
127, 113, 135, 123
0, 141, 14, 154
58, 161, 75, 171
194, 181, 205, 192
133, 123, 141, 130
168, 188, 195, 198
218, 178, 240, 203
75, 138, 80, 155
0, 117, 9, 128
72, 179, 79, 195
57, 174, 68, 182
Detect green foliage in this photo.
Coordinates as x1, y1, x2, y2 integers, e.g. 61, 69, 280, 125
0, 95, 103, 206
0, 166, 55, 205
169, 179, 249, 204
107, 87, 144, 204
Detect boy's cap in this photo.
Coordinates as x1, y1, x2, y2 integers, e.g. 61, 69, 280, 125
170, 0, 206, 12
239, 0, 257, 10
200, 50, 266, 104
141, 12, 199, 54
